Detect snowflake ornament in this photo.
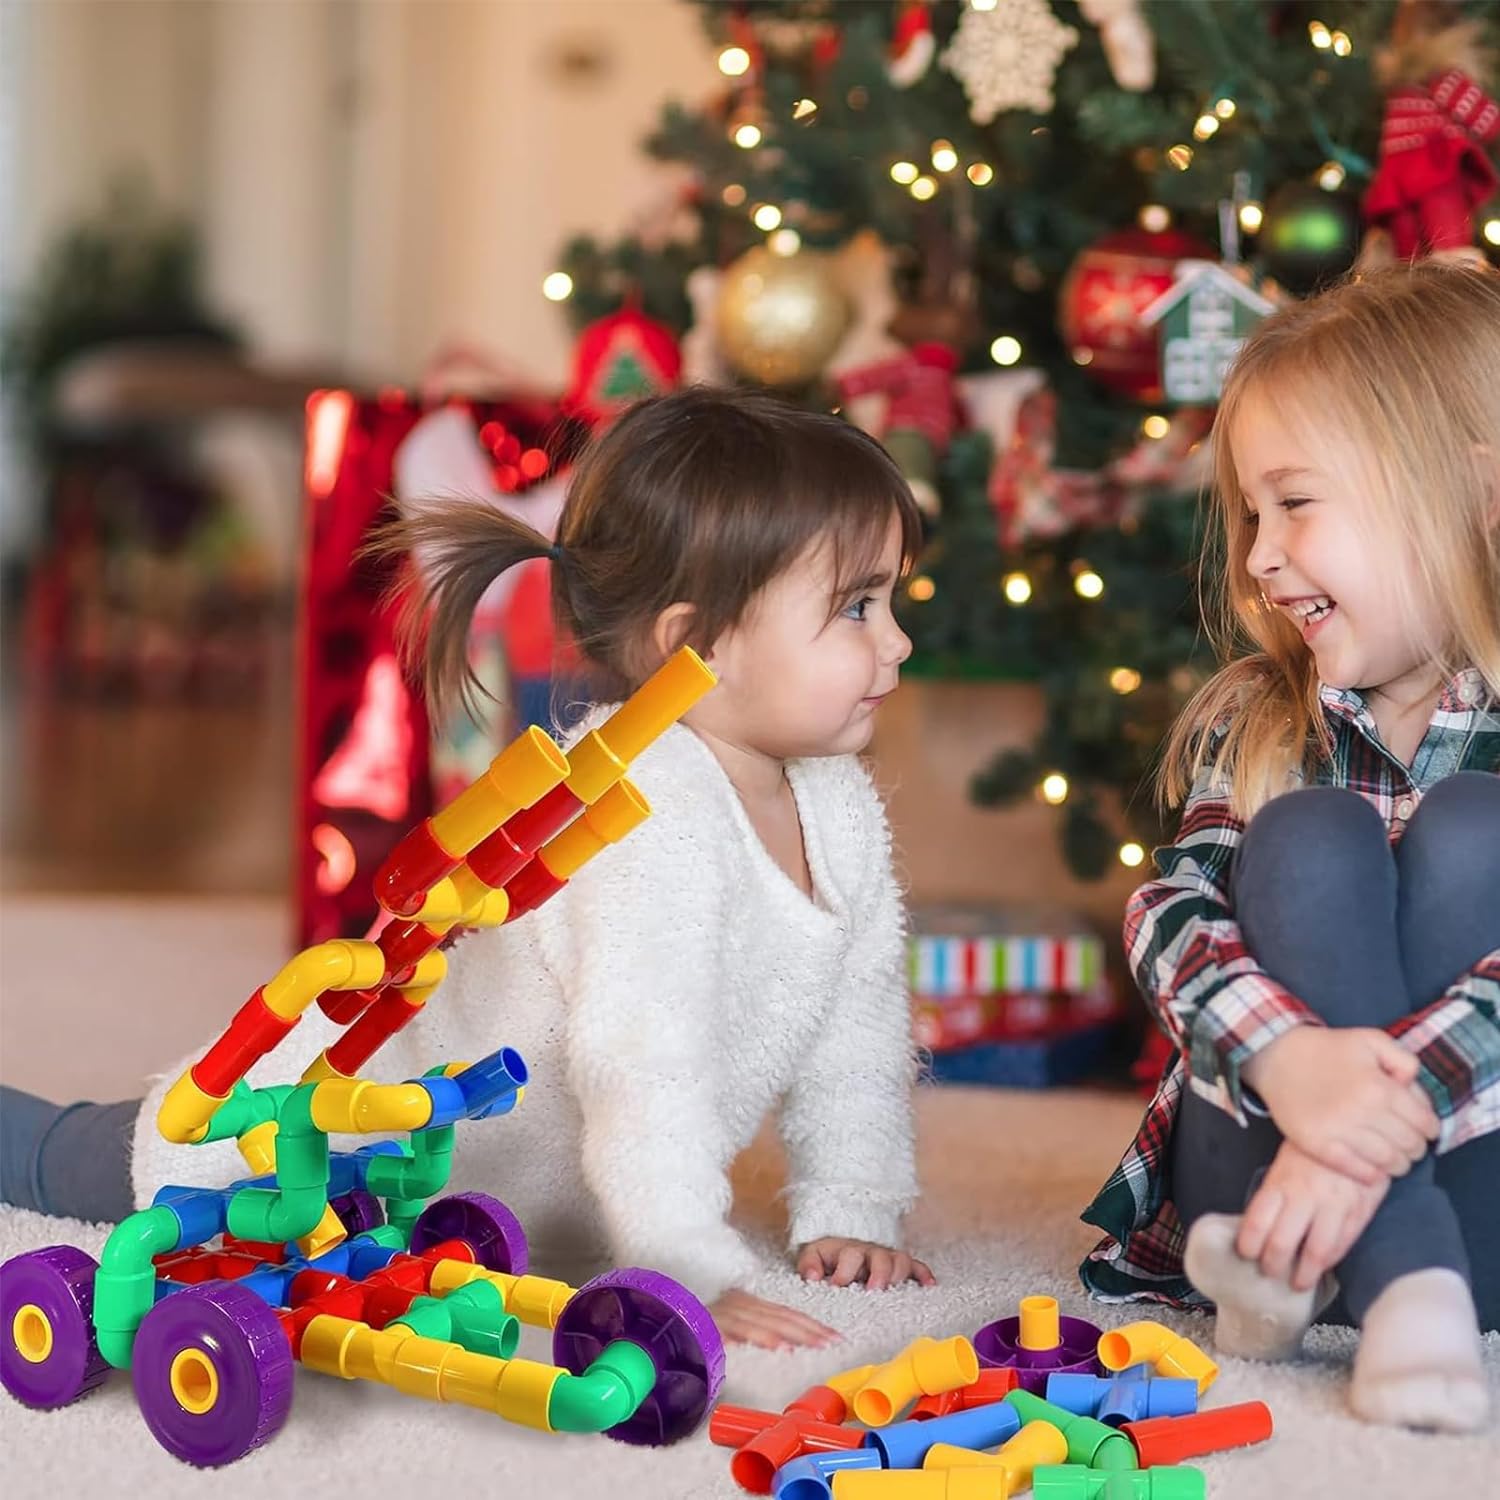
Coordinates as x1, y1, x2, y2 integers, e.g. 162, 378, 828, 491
941, 0, 1080, 122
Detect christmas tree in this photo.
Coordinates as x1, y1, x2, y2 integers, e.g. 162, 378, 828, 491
555, 0, 1500, 878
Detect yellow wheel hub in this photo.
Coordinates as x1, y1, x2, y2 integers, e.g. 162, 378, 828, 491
169, 1347, 220, 1414
12, 1304, 53, 1364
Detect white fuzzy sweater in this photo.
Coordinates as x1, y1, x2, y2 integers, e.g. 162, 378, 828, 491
131, 721, 918, 1302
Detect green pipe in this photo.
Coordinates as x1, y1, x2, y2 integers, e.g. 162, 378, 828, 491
197, 1081, 293, 1145
389, 1281, 520, 1359
546, 1340, 656, 1434
225, 1085, 330, 1243
364, 1122, 455, 1203
93, 1205, 183, 1369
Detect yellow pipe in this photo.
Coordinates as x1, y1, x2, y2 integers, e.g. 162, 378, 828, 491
537, 779, 650, 881
156, 1070, 227, 1145
852, 1335, 979, 1426
310, 1079, 434, 1134
299, 1314, 562, 1431
824, 1363, 879, 1403
262, 940, 386, 1022
428, 1260, 576, 1329
924, 1422, 1068, 1493
429, 726, 570, 856
1096, 1320, 1218, 1394
1018, 1295, 1060, 1351
412, 877, 464, 924
563, 647, 715, 802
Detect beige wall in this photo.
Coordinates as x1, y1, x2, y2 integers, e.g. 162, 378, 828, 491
5, 0, 719, 380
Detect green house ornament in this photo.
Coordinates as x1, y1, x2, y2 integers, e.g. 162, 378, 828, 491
1140, 259, 1275, 406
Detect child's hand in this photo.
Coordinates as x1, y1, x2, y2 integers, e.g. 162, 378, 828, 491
1236, 1139, 1390, 1291
708, 1289, 840, 1350
1240, 1026, 1438, 1183
796, 1238, 937, 1291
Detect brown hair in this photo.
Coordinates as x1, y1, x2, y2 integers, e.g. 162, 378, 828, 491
381, 386, 924, 721
1161, 262, 1500, 816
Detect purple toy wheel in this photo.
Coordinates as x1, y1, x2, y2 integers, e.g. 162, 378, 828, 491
132, 1281, 293, 1467
329, 1189, 385, 1237
0, 1245, 109, 1409
552, 1268, 725, 1446
408, 1192, 528, 1274
973, 1311, 1102, 1395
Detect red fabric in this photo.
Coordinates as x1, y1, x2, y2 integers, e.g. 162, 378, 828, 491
1364, 71, 1500, 254
835, 342, 961, 449
295, 392, 580, 946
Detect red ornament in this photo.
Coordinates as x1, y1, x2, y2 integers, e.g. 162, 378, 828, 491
1058, 228, 1215, 399
562, 306, 681, 428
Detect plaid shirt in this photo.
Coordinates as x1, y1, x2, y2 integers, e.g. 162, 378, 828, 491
1081, 668, 1500, 1305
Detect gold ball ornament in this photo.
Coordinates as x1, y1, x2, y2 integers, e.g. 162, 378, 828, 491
715, 246, 850, 386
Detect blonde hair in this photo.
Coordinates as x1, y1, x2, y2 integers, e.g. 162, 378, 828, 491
1161, 263, 1500, 815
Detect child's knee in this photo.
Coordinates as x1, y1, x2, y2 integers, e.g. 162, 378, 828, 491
1240, 786, 1386, 886
1403, 773, 1500, 884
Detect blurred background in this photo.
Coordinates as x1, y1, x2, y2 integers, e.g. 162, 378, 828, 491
2, 0, 1497, 1101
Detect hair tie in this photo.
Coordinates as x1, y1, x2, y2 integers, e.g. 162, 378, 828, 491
547, 542, 564, 564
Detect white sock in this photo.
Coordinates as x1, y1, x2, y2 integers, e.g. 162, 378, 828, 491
1183, 1213, 1326, 1362
1350, 1268, 1490, 1434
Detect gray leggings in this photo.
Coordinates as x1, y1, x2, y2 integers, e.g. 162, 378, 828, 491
1171, 772, 1500, 1330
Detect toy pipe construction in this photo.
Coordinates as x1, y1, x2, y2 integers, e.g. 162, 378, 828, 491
299, 1312, 656, 1435
155, 644, 713, 1148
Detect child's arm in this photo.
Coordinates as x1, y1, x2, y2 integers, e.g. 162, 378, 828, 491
1129, 759, 1322, 1125
777, 773, 921, 1273
1138, 763, 1435, 1182
1388, 944, 1500, 1154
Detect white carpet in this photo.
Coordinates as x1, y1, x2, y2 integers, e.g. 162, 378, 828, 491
2, 1086, 1496, 1499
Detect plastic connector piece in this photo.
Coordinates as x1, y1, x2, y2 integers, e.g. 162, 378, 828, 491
1122, 1400, 1273, 1466
774, 1450, 882, 1500
1004, 1391, 1137, 1471
913, 1368, 1020, 1420
1032, 1464, 1206, 1500
1045, 1371, 1196, 1425
1095, 1322, 1217, 1395
853, 1336, 981, 1426
452, 1046, 529, 1120
863, 1398, 1021, 1470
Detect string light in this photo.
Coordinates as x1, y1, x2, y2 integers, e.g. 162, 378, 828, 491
719, 46, 751, 77
792, 97, 819, 122
1485, 218, 1500, 246
722, 183, 747, 207
734, 122, 762, 149
1331, 30, 1352, 56
1214, 98, 1237, 119
931, 140, 959, 173
1119, 842, 1147, 868
752, 204, 783, 231
967, 163, 995, 186
1072, 347, 1095, 366
1193, 114, 1220, 141
1110, 667, 1142, 694
1003, 571, 1033, 604
907, 575, 936, 602
971, 0, 999, 10
1040, 773, 1070, 806
1138, 204, 1171, 233
1239, 201, 1265, 232
911, 176, 938, 201
990, 335, 1023, 366
542, 272, 573, 301
1167, 144, 1194, 171
1308, 21, 1332, 49
1143, 414, 1170, 440
768, 228, 801, 256
1074, 569, 1105, 600
891, 160, 920, 185
1317, 161, 1346, 191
